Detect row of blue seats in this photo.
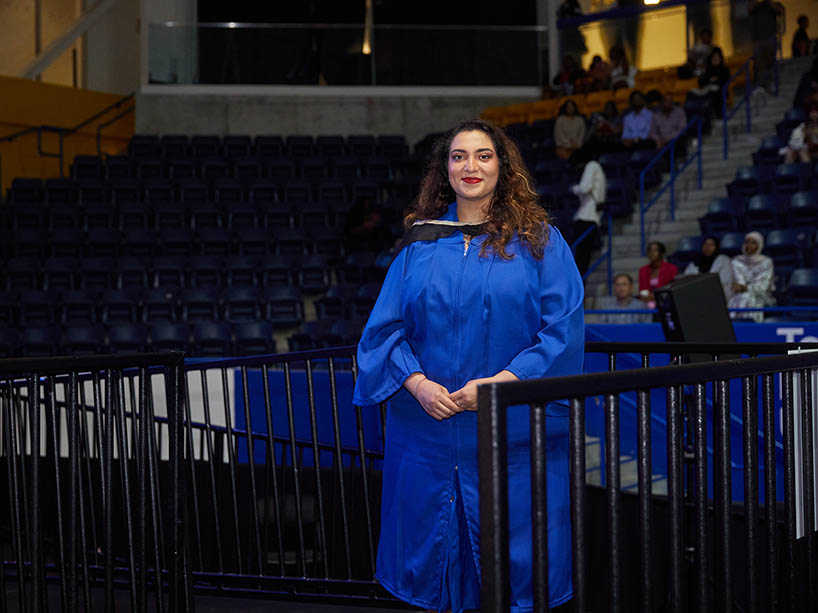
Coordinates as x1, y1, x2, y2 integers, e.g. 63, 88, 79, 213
726, 163, 818, 198
126, 134, 412, 160
5, 198, 386, 233
3, 227, 389, 260
62, 154, 421, 185
5, 176, 408, 206
0, 283, 381, 329
699, 191, 818, 235
3, 253, 389, 292
0, 317, 368, 358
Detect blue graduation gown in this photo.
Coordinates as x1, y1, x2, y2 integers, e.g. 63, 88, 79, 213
353, 203, 585, 612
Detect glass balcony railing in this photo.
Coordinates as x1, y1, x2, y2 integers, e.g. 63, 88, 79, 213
148, 23, 547, 87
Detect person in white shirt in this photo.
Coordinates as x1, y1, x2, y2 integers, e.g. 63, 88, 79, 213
571, 159, 606, 277
683, 235, 734, 300
728, 231, 775, 322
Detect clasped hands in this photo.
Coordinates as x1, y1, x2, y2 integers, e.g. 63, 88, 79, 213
403, 371, 518, 421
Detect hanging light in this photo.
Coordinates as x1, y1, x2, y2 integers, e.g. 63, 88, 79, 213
643, 0, 661, 5
362, 0, 373, 55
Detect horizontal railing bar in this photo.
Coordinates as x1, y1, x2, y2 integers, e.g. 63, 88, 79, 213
488, 351, 818, 407
585, 342, 818, 355
0, 352, 183, 375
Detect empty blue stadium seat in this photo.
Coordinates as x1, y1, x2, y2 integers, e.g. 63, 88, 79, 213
258, 255, 293, 286
223, 135, 252, 159
21, 326, 60, 357
109, 323, 149, 353
197, 228, 232, 257
19, 290, 56, 327
82, 202, 115, 231
159, 228, 195, 257
314, 285, 356, 320
788, 268, 818, 306
787, 191, 818, 228
347, 135, 376, 158
297, 255, 331, 293
603, 178, 633, 218
226, 202, 259, 230
191, 135, 221, 158
225, 256, 258, 287
765, 229, 804, 276
71, 155, 103, 181
315, 135, 346, 158
727, 166, 765, 199
181, 288, 221, 323
87, 228, 121, 259
44, 178, 74, 206
752, 135, 785, 167
191, 322, 233, 357
698, 198, 739, 236
51, 228, 86, 258
152, 255, 186, 288
261, 286, 303, 329
349, 282, 381, 319
233, 320, 276, 356
6, 257, 41, 291
287, 320, 333, 352
61, 289, 98, 326
671, 236, 702, 267
120, 230, 158, 260
188, 255, 224, 288
254, 135, 284, 158
149, 322, 189, 352
142, 288, 179, 323
331, 156, 361, 183
136, 159, 163, 181
223, 287, 260, 323
101, 288, 140, 324
773, 163, 811, 195
62, 325, 106, 355
299, 156, 329, 182
8, 178, 42, 205
237, 228, 273, 256
718, 231, 746, 257
285, 135, 314, 158
127, 135, 159, 158
160, 134, 189, 158
78, 258, 115, 290
744, 195, 780, 230
42, 257, 77, 291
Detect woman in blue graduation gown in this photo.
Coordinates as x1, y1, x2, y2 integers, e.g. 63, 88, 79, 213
353, 119, 585, 612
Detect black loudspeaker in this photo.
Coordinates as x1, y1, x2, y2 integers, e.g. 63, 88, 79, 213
654, 273, 735, 361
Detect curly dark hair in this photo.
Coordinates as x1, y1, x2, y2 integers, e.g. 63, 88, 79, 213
405, 119, 549, 260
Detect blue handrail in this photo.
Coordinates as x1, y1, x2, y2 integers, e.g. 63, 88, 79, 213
638, 116, 704, 255
571, 211, 614, 294
721, 56, 754, 160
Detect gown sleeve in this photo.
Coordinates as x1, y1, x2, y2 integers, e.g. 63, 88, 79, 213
503, 228, 586, 382
352, 246, 423, 406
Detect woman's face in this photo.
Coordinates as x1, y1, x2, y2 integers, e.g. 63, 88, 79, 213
647, 243, 663, 262
448, 130, 500, 207
701, 238, 717, 257
744, 236, 760, 255
565, 102, 577, 115
711, 53, 722, 66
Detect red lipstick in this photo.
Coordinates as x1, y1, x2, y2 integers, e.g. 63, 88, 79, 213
462, 178, 482, 184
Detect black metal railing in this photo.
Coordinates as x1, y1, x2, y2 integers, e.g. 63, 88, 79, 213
478, 343, 818, 612
0, 92, 134, 187
0, 352, 189, 612
5, 341, 817, 611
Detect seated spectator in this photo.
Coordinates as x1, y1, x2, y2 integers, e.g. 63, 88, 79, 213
646, 89, 663, 112
639, 241, 678, 307
683, 235, 734, 300
590, 101, 622, 141
792, 15, 811, 57
679, 28, 721, 79
783, 103, 818, 163
622, 91, 655, 150
649, 92, 687, 150
690, 48, 731, 118
554, 99, 587, 159
570, 158, 606, 276
596, 273, 651, 324
728, 231, 775, 322
609, 45, 637, 90
588, 55, 612, 90
552, 55, 586, 96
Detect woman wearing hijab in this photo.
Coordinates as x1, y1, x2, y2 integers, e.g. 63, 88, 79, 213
683, 235, 734, 300
728, 231, 775, 322
353, 119, 584, 612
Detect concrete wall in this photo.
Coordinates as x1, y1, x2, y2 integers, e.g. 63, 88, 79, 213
135, 88, 538, 143
84, 0, 140, 94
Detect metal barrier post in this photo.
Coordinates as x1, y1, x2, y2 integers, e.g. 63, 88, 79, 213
477, 382, 510, 612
